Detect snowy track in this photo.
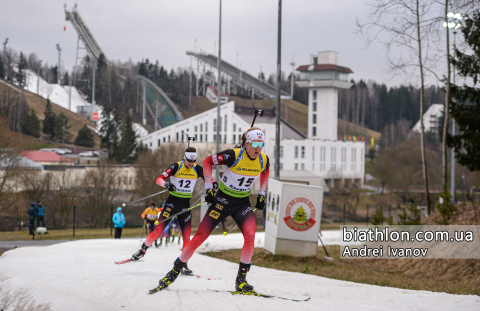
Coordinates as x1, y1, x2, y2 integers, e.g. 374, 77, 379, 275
0, 234, 478, 311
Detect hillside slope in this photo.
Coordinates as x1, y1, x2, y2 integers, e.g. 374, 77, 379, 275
0, 79, 101, 148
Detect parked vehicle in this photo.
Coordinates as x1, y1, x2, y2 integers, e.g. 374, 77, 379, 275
79, 151, 95, 157
51, 148, 66, 155
58, 148, 72, 154
39, 148, 53, 152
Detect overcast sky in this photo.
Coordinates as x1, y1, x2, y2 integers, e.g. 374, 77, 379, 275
1, 0, 443, 88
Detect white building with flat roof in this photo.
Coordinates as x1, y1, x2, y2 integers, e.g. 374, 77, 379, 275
140, 52, 364, 191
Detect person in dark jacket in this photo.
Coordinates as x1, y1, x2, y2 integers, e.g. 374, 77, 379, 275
35, 201, 47, 234
112, 207, 126, 238
28, 202, 36, 235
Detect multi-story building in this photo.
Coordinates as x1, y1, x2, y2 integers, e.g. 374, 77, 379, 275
140, 52, 365, 190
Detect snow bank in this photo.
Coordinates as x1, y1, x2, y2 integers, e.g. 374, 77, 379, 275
0, 231, 477, 311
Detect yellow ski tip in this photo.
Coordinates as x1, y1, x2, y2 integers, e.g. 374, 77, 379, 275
223, 232, 227, 236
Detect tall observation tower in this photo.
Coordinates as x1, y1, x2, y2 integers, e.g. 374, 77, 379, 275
296, 51, 353, 140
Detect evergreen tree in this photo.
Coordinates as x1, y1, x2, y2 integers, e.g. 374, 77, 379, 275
17, 52, 27, 86
370, 206, 387, 225
42, 99, 57, 140
99, 107, 117, 155
436, 185, 455, 225
22, 108, 41, 138
0, 55, 5, 80
54, 112, 73, 143
448, 10, 480, 171
115, 111, 137, 163
74, 124, 95, 148
397, 195, 423, 225
97, 53, 107, 71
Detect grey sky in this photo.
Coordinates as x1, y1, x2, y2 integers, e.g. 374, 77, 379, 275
1, 0, 441, 87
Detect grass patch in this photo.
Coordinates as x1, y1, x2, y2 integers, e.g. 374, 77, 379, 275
203, 245, 480, 296
0, 226, 265, 241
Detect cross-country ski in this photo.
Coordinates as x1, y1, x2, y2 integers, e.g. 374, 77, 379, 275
208, 289, 311, 302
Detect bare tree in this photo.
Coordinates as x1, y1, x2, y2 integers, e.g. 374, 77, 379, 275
43, 167, 81, 229
357, 0, 437, 213
19, 169, 47, 202
82, 163, 122, 228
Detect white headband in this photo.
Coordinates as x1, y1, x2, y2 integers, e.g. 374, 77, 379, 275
245, 130, 265, 143
185, 152, 197, 161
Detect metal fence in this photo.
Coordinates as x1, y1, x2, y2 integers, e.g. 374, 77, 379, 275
0, 204, 150, 241
0, 199, 268, 241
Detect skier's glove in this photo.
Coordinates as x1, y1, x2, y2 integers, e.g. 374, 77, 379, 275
164, 182, 176, 192
255, 194, 266, 210
205, 188, 215, 204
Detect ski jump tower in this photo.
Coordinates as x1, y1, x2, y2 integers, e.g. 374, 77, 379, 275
64, 4, 183, 130
64, 3, 107, 86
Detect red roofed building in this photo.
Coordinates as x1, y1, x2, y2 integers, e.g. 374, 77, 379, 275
22, 151, 75, 166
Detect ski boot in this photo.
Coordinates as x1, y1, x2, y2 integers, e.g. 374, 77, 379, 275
178, 236, 181, 245
159, 238, 163, 246
235, 262, 254, 292
181, 264, 193, 275
131, 243, 149, 261
150, 258, 186, 293
154, 239, 159, 248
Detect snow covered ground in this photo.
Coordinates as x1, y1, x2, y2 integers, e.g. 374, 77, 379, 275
0, 231, 478, 311
22, 70, 148, 140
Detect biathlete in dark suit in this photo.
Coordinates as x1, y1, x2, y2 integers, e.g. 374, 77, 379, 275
131, 147, 206, 275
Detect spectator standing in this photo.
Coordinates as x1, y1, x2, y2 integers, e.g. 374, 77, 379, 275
112, 207, 126, 238
28, 202, 36, 235
36, 201, 48, 234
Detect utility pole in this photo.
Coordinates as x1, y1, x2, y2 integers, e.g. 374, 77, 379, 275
56, 44, 62, 85
142, 80, 146, 125
68, 75, 72, 111
189, 39, 196, 109
3, 38, 8, 80
216, 0, 222, 182
274, 0, 282, 180
290, 56, 295, 98
451, 29, 457, 201
92, 67, 96, 125
37, 60, 42, 95
289, 55, 296, 122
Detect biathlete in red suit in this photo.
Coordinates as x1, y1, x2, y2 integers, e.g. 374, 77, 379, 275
130, 147, 207, 275
152, 127, 269, 293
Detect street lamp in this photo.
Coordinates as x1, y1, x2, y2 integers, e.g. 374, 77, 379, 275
216, 0, 222, 182
443, 12, 463, 201
56, 44, 62, 85
36, 60, 42, 95
3, 38, 9, 80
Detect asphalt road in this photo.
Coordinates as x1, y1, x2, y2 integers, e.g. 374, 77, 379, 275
0, 240, 70, 252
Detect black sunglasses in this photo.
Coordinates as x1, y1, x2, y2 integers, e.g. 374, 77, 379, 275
185, 158, 196, 163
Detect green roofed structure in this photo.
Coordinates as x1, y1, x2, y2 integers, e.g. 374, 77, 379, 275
139, 75, 184, 130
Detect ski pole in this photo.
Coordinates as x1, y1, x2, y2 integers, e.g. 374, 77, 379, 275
223, 208, 257, 236
122, 189, 169, 207
156, 198, 204, 225
140, 219, 146, 246
318, 233, 334, 262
